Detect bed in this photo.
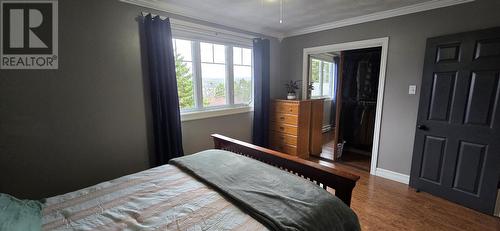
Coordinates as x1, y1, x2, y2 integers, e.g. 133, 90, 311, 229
41, 134, 360, 230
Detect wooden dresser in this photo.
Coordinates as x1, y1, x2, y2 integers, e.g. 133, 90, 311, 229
269, 100, 312, 159
309, 99, 324, 156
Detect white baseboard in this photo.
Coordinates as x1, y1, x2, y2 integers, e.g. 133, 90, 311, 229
373, 168, 410, 184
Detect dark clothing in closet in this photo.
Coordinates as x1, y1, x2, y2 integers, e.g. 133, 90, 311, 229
339, 48, 381, 152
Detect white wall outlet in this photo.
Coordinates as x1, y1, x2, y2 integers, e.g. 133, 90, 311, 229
409, 85, 417, 95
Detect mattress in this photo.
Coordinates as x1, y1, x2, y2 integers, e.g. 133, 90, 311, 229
41, 164, 268, 230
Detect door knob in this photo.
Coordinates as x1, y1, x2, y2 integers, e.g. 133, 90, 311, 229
417, 124, 428, 130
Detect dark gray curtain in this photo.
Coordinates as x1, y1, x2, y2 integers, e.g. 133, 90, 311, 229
252, 38, 270, 147
331, 56, 340, 126
141, 15, 184, 166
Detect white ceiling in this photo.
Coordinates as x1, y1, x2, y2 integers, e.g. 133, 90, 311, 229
122, 0, 473, 38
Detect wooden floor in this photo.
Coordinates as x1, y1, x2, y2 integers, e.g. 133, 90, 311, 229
317, 130, 372, 172
310, 158, 500, 231
317, 130, 336, 160
336, 151, 371, 172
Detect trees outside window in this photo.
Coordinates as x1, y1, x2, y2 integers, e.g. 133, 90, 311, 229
173, 39, 253, 111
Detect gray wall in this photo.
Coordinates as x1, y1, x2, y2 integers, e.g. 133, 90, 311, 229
0, 0, 280, 199
281, 0, 500, 175
181, 113, 253, 154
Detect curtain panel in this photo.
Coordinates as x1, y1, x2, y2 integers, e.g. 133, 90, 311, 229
141, 15, 184, 166
331, 56, 340, 126
252, 38, 270, 147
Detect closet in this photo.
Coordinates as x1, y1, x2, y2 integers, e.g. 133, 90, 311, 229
335, 47, 381, 165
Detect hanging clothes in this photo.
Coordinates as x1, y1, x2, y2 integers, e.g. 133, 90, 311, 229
339, 48, 381, 153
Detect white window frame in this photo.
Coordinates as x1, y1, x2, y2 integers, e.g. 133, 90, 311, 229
310, 58, 336, 99
173, 37, 254, 121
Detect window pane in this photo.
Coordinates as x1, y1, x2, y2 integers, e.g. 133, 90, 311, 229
175, 58, 195, 110
234, 65, 252, 104
213, 44, 226, 64
242, 48, 252, 65
202, 63, 226, 106
310, 59, 321, 97
200, 42, 213, 63
173, 40, 253, 111
233, 47, 242, 65
323, 62, 331, 97
173, 39, 192, 61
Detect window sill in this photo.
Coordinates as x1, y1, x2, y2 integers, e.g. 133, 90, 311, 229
311, 96, 332, 100
181, 106, 253, 122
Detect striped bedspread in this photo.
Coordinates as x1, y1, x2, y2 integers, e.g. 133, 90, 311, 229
41, 164, 268, 230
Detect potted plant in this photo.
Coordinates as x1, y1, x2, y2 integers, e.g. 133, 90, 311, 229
285, 80, 301, 100
307, 83, 314, 99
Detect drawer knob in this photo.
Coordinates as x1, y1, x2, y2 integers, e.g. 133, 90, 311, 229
279, 126, 284, 130
280, 116, 285, 120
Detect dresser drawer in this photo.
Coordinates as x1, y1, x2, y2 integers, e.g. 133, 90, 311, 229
273, 103, 299, 115
271, 113, 299, 125
270, 141, 297, 155
270, 122, 298, 135
270, 132, 298, 146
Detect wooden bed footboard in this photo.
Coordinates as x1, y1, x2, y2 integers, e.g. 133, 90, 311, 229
212, 134, 360, 206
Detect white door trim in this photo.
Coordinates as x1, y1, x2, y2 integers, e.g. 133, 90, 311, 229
302, 37, 389, 177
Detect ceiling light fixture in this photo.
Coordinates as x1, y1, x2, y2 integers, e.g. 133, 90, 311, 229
262, 0, 284, 24
279, 0, 283, 24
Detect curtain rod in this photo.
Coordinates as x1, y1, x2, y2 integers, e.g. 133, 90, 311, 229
141, 12, 167, 20
141, 12, 260, 41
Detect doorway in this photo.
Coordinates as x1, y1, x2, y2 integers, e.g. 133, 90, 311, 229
337, 47, 381, 171
302, 38, 389, 174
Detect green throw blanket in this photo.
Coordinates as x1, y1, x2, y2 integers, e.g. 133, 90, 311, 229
0, 193, 43, 231
170, 149, 360, 231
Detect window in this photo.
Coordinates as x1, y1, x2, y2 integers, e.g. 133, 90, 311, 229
233, 47, 252, 104
201, 42, 227, 107
310, 58, 336, 98
173, 39, 195, 110
173, 39, 253, 112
